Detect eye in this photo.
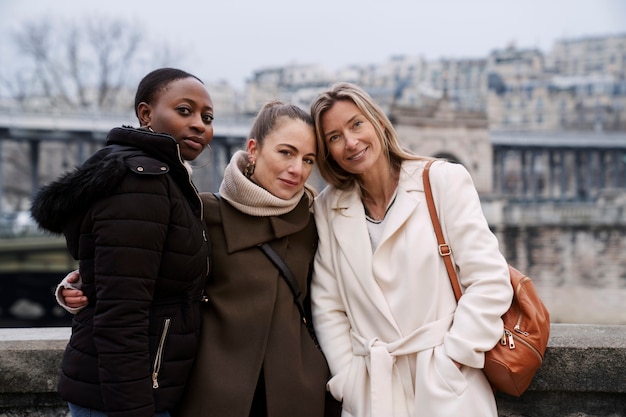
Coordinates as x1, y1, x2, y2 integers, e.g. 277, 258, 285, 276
304, 157, 315, 165
279, 149, 294, 157
353, 120, 363, 129
327, 134, 339, 143
202, 113, 214, 124
177, 106, 191, 115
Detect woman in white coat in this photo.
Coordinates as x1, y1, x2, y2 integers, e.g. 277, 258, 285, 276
309, 82, 514, 417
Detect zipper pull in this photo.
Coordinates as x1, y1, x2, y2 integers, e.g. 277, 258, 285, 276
152, 373, 159, 389
514, 324, 529, 336
506, 330, 515, 349
500, 331, 507, 345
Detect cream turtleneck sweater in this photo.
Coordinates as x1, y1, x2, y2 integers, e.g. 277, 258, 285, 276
218, 150, 307, 217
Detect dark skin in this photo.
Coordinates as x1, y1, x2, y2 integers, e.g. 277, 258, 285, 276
62, 76, 214, 309
137, 76, 215, 161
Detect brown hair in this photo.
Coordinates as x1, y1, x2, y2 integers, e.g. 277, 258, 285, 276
249, 100, 314, 145
249, 100, 317, 203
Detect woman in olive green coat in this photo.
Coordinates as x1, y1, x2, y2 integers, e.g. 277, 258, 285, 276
176, 101, 333, 417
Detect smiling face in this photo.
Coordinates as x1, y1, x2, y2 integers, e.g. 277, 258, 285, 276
248, 116, 316, 200
320, 99, 386, 176
137, 77, 214, 161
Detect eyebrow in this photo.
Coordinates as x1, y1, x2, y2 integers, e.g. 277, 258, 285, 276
280, 143, 316, 157
324, 113, 361, 137
180, 97, 213, 112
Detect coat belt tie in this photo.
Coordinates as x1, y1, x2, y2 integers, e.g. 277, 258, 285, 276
351, 315, 453, 417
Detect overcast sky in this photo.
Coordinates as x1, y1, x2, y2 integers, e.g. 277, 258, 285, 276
1, 0, 625, 89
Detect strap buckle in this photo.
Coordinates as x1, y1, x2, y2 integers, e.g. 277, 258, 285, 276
438, 244, 451, 257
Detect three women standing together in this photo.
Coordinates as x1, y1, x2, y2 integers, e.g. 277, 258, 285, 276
48, 74, 512, 417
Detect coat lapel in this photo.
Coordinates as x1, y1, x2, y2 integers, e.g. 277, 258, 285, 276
329, 189, 401, 331
219, 195, 312, 253
376, 163, 424, 248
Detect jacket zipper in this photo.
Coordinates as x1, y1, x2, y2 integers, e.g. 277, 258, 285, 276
152, 318, 171, 389
175, 145, 204, 222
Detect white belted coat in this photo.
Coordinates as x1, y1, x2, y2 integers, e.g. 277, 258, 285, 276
311, 160, 513, 417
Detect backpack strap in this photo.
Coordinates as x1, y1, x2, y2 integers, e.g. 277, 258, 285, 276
423, 160, 463, 302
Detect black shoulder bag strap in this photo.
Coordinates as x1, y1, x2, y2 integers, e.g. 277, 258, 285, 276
258, 242, 320, 349
258, 243, 306, 322
212, 193, 320, 348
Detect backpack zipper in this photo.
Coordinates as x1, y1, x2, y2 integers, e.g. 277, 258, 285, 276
498, 276, 543, 362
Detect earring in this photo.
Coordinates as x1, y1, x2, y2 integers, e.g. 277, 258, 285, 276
189, 144, 213, 169
244, 160, 256, 179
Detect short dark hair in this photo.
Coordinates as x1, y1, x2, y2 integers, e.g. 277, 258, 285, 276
134, 68, 203, 118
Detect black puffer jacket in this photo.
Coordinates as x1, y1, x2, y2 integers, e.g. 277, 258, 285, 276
31, 127, 210, 417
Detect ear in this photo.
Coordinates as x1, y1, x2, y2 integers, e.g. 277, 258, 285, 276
247, 138, 258, 160
136, 102, 152, 127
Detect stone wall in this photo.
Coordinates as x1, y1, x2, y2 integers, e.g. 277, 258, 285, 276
496, 224, 626, 325
485, 200, 626, 326
1, 325, 625, 417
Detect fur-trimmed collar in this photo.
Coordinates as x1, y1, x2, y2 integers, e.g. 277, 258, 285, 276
31, 127, 193, 233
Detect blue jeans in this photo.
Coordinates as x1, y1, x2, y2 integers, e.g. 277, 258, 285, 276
68, 402, 171, 417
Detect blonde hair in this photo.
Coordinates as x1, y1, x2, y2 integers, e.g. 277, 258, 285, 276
310, 82, 426, 190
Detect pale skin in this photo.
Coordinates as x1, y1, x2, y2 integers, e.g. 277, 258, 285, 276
61, 116, 317, 309
62, 77, 215, 308
247, 116, 317, 200
321, 100, 399, 221
320, 99, 463, 370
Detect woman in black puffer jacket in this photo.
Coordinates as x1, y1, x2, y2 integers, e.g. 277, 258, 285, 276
30, 68, 213, 417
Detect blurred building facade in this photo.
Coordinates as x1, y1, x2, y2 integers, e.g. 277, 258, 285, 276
243, 33, 626, 133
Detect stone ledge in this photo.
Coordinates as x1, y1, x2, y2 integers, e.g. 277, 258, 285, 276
497, 324, 626, 416
1, 325, 625, 416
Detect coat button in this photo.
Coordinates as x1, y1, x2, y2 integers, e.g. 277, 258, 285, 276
137, 166, 144, 172
161, 166, 167, 171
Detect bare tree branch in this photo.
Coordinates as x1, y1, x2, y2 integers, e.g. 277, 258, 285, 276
6, 16, 176, 112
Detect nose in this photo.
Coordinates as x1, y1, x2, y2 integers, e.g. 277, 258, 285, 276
287, 159, 304, 176
344, 133, 359, 149
190, 114, 206, 133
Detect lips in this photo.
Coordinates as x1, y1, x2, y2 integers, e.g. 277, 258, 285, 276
183, 137, 204, 151
348, 147, 367, 161
279, 178, 299, 187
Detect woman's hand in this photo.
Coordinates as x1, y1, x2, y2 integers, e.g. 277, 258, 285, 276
60, 270, 88, 309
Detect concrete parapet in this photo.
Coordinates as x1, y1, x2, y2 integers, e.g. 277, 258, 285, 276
0, 325, 625, 416
497, 324, 626, 416
0, 328, 70, 416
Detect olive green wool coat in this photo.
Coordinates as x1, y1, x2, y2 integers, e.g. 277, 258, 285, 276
176, 193, 331, 417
